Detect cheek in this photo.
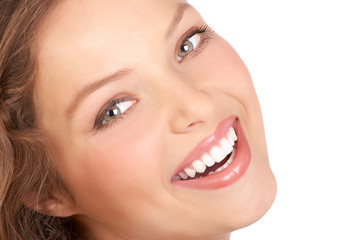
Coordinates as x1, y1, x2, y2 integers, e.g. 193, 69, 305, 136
197, 36, 265, 136
87, 135, 160, 191
213, 37, 257, 103
55, 122, 165, 219
190, 34, 259, 111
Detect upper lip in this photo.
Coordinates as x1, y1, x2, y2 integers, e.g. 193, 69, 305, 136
171, 115, 237, 178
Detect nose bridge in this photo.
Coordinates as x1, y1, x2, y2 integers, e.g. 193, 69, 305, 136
159, 69, 214, 132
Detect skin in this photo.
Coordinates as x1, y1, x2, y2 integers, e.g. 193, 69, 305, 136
33, 0, 277, 239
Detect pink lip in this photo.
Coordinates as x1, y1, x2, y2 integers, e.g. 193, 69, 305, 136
171, 115, 251, 189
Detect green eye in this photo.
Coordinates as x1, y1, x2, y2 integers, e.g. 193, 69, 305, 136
104, 106, 121, 123
178, 40, 194, 58
102, 100, 136, 124
177, 34, 201, 61
95, 98, 137, 129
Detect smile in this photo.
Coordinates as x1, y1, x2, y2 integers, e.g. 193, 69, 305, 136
171, 115, 251, 189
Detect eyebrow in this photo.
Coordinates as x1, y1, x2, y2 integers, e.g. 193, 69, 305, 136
165, 2, 192, 39
66, 69, 131, 119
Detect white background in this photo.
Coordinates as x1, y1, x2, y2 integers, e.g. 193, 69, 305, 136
189, 0, 361, 239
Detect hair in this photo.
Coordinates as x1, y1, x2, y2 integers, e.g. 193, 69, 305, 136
0, 1, 88, 239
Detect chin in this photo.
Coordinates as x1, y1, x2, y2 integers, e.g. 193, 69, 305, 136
228, 160, 277, 231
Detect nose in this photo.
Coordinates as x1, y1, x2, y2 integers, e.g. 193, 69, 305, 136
166, 77, 214, 133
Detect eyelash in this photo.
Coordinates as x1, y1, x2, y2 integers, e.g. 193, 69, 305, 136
93, 25, 213, 132
176, 25, 213, 62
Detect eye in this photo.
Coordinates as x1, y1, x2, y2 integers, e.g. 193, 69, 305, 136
176, 25, 213, 62
177, 34, 201, 61
94, 97, 137, 130
102, 99, 136, 124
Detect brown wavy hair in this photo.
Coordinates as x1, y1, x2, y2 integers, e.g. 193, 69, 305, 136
0, 1, 89, 239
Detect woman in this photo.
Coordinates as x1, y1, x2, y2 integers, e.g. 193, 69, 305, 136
0, 0, 276, 239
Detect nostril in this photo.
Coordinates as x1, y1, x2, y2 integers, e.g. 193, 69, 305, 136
187, 121, 204, 128
170, 117, 205, 134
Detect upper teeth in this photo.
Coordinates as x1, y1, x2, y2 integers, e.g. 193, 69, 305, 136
180, 126, 237, 179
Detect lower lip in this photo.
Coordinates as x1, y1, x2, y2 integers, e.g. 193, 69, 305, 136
172, 118, 251, 189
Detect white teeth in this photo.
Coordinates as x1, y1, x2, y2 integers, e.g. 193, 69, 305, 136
229, 127, 237, 141
209, 146, 227, 163
214, 149, 235, 173
201, 153, 216, 167
192, 160, 206, 173
178, 126, 238, 180
227, 132, 235, 146
184, 168, 196, 178
225, 149, 235, 166
178, 172, 189, 180
222, 160, 231, 170
220, 138, 233, 155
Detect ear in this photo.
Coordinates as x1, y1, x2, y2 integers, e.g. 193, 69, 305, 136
23, 192, 79, 217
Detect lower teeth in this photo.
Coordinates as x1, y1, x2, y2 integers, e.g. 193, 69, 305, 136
215, 149, 235, 172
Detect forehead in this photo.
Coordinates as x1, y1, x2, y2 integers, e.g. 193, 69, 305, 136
36, 0, 183, 82
34, 0, 189, 131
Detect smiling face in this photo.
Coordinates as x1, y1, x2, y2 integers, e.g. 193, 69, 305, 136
34, 0, 276, 239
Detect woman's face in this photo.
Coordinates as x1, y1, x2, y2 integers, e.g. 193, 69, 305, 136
35, 0, 276, 239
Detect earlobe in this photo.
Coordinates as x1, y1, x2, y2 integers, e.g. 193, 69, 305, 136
23, 192, 78, 217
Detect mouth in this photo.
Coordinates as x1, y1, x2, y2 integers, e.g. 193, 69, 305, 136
171, 115, 251, 189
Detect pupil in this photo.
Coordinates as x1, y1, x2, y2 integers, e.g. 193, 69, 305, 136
177, 40, 194, 59
108, 108, 119, 118
103, 106, 121, 123
108, 110, 115, 117
181, 44, 189, 52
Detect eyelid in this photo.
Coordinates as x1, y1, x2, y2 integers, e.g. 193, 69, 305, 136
176, 25, 213, 62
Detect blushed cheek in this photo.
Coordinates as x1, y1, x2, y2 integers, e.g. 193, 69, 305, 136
216, 39, 256, 96
55, 135, 165, 229
66, 125, 164, 205
85, 139, 160, 188
194, 35, 258, 105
